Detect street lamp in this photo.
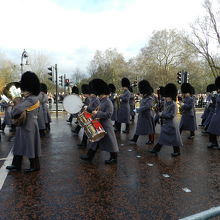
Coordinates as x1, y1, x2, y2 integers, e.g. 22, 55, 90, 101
20, 49, 29, 75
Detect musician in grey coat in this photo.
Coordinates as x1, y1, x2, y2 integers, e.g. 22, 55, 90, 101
200, 84, 215, 127
149, 83, 182, 157
78, 92, 100, 148
129, 87, 136, 122
108, 83, 118, 123
115, 77, 131, 133
37, 91, 47, 136
207, 77, 220, 149
179, 83, 197, 139
40, 83, 51, 131
130, 80, 155, 144
1, 101, 13, 132
6, 71, 41, 173
72, 84, 90, 134
81, 79, 119, 164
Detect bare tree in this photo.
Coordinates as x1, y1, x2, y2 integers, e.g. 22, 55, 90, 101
70, 68, 87, 85
187, 0, 220, 78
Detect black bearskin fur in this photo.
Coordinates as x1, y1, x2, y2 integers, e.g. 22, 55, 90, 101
138, 80, 152, 95
89, 79, 110, 96
121, 78, 130, 88
108, 83, 116, 93
164, 83, 178, 101
20, 71, 40, 96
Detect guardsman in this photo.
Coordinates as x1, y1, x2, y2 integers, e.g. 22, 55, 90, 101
149, 83, 182, 157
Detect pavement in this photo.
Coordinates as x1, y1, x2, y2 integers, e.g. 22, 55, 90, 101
0, 113, 220, 220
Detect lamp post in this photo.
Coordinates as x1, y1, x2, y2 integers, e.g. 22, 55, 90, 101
20, 49, 29, 76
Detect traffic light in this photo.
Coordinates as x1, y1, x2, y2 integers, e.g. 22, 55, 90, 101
182, 71, 189, 83
48, 66, 53, 81
177, 72, 182, 84
59, 75, 63, 86
65, 79, 70, 87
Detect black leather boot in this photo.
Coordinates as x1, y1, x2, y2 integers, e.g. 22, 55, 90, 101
122, 124, 130, 133
148, 143, 162, 155
114, 122, 121, 132
77, 134, 88, 148
24, 157, 40, 173
171, 146, 180, 157
6, 155, 22, 171
105, 152, 117, 164
129, 134, 139, 143
80, 149, 96, 161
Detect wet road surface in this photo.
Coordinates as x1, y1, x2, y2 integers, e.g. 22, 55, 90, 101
0, 113, 220, 220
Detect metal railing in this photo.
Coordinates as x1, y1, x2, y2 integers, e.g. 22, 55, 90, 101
180, 207, 220, 220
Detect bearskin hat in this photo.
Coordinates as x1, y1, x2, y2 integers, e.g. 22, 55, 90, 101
81, 84, 90, 94
181, 83, 192, 94
72, 86, 79, 95
191, 86, 195, 95
207, 84, 216, 93
164, 83, 178, 101
128, 86, 133, 93
159, 86, 165, 97
206, 84, 212, 93
20, 71, 40, 96
215, 76, 220, 89
40, 83, 48, 94
108, 83, 116, 93
138, 80, 152, 95
89, 79, 109, 96
121, 77, 130, 88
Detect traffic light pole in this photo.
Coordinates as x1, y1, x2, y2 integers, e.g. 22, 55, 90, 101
55, 64, 58, 118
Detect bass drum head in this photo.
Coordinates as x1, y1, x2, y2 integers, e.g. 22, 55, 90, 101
63, 95, 83, 114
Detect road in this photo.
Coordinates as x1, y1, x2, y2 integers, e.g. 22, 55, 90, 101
0, 112, 220, 220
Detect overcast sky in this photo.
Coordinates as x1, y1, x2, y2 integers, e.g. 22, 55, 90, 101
0, 0, 205, 75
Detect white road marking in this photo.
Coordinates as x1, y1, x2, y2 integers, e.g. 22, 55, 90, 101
162, 174, 170, 178
0, 150, 13, 191
147, 163, 154, 166
182, 187, 191, 192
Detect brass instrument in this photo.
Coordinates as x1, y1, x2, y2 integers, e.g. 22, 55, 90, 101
178, 102, 183, 115
0, 82, 26, 126
1, 82, 21, 103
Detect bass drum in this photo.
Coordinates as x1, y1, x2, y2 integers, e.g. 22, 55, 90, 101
63, 94, 83, 114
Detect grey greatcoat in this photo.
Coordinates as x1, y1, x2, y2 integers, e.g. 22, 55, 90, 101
1, 102, 12, 125
37, 92, 47, 130
86, 95, 100, 113
109, 93, 118, 121
207, 94, 220, 135
88, 97, 119, 153
117, 89, 131, 123
201, 94, 212, 121
179, 96, 197, 131
135, 95, 155, 135
12, 95, 41, 158
129, 93, 136, 118
42, 93, 51, 124
158, 101, 183, 147
204, 95, 217, 127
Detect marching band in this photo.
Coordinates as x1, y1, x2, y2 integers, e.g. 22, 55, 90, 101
1, 71, 220, 172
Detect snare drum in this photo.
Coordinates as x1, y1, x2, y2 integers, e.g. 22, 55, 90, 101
77, 111, 92, 127
84, 119, 106, 142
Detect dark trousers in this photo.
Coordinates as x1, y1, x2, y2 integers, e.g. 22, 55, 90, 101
179, 128, 195, 136
153, 143, 180, 153
115, 122, 129, 132
12, 155, 23, 170
29, 157, 40, 170
74, 125, 81, 134
209, 134, 218, 146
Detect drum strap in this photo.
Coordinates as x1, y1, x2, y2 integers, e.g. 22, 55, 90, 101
26, 100, 40, 112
